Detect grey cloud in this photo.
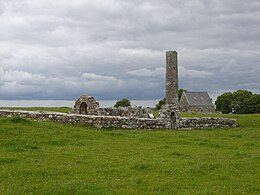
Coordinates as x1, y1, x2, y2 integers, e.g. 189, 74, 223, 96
127, 67, 165, 78
0, 0, 259, 101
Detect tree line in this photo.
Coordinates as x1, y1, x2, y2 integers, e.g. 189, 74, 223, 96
215, 90, 260, 114
114, 89, 259, 114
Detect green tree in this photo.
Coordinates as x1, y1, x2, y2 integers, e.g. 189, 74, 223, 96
248, 94, 260, 114
215, 90, 260, 114
114, 99, 131, 108
155, 98, 166, 109
215, 92, 233, 114
232, 90, 252, 114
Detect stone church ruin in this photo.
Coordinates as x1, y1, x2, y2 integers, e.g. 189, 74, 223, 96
73, 96, 99, 115
0, 51, 237, 129
72, 95, 153, 118
66, 51, 236, 130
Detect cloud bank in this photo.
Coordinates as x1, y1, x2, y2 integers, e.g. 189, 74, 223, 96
0, 0, 259, 100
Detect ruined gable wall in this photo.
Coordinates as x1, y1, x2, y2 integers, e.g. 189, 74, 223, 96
179, 93, 189, 112
185, 105, 215, 114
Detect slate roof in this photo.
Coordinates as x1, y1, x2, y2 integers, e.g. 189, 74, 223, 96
184, 92, 214, 106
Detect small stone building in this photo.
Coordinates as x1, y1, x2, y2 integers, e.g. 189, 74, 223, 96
179, 92, 215, 114
72, 95, 99, 115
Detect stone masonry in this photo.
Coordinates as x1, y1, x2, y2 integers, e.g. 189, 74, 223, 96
166, 51, 178, 105
0, 110, 237, 130
159, 51, 180, 129
72, 95, 153, 118
72, 95, 99, 115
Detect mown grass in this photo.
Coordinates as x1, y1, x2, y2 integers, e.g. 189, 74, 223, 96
0, 107, 72, 113
0, 113, 260, 194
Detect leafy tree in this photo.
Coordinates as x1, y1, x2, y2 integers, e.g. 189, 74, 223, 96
114, 99, 131, 108
215, 92, 233, 113
215, 90, 260, 114
232, 90, 252, 114
156, 98, 166, 109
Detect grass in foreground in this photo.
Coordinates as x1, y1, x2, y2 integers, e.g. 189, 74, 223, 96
0, 114, 260, 194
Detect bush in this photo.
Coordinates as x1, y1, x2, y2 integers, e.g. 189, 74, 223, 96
114, 99, 131, 108
155, 98, 166, 109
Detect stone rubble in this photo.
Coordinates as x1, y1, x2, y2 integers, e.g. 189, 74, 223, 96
0, 110, 237, 130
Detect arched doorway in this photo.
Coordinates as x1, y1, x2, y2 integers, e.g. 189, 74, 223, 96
170, 112, 176, 129
72, 95, 99, 115
79, 102, 88, 114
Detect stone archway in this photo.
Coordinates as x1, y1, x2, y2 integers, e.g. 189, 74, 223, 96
72, 95, 99, 115
79, 102, 88, 114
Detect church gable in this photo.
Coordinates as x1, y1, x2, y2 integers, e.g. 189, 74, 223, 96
179, 92, 215, 113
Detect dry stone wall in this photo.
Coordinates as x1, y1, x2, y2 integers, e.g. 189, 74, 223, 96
95, 107, 152, 118
180, 117, 237, 129
0, 110, 237, 130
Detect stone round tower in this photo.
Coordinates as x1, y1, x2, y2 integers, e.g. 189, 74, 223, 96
159, 51, 180, 129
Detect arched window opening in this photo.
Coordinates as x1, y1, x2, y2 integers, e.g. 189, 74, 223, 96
170, 112, 176, 129
79, 102, 88, 114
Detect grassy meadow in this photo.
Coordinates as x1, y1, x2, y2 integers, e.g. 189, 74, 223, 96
0, 110, 260, 194
0, 107, 72, 113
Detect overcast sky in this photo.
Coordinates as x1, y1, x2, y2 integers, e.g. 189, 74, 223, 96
0, 0, 259, 102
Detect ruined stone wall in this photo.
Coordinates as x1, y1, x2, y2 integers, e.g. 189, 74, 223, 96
180, 117, 237, 129
0, 110, 167, 129
179, 94, 190, 112
0, 110, 237, 130
95, 107, 152, 118
72, 95, 99, 115
188, 105, 215, 114
180, 104, 215, 114
72, 95, 152, 118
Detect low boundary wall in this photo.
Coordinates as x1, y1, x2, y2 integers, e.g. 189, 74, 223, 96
0, 110, 237, 130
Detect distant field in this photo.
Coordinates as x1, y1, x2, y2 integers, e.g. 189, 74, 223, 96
0, 107, 72, 113
0, 111, 260, 194
153, 110, 238, 119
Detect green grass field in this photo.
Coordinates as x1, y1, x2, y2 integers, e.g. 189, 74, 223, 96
0, 111, 260, 194
0, 107, 72, 113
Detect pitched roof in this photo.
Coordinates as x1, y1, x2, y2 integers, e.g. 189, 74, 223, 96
184, 92, 214, 106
